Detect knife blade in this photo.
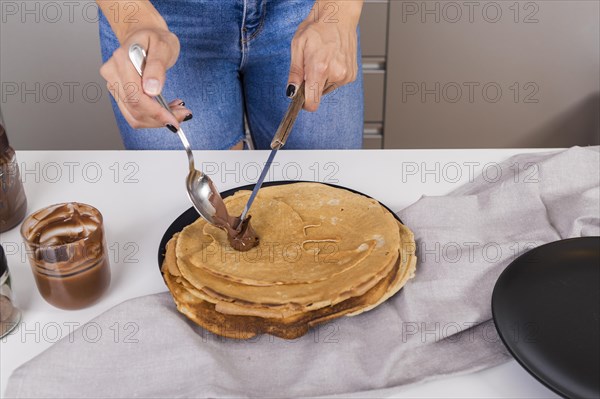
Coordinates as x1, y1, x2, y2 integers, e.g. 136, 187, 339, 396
238, 82, 306, 223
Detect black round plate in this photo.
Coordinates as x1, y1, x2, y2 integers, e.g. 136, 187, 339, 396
492, 237, 600, 398
158, 180, 403, 269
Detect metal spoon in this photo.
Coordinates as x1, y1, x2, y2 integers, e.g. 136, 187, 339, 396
128, 43, 226, 225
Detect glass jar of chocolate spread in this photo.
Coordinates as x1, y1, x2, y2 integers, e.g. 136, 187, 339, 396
20, 203, 111, 310
0, 108, 28, 233
1, 244, 21, 338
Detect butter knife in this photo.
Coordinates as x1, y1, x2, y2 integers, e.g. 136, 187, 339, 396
238, 82, 306, 223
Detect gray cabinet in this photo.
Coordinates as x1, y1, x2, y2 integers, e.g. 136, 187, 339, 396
359, 0, 599, 148
360, 0, 388, 149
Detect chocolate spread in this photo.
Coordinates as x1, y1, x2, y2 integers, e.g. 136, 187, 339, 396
0, 124, 27, 233
21, 203, 110, 310
223, 215, 259, 251
207, 183, 259, 251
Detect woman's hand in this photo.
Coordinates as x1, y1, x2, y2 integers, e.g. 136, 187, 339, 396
287, 0, 363, 112
97, 0, 192, 131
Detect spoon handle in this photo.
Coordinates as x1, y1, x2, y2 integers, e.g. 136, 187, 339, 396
128, 44, 196, 171
127, 44, 175, 120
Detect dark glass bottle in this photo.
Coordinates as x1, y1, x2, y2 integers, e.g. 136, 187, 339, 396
0, 108, 27, 233
1, 244, 21, 338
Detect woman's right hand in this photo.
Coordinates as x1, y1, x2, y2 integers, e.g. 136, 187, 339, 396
99, 28, 192, 131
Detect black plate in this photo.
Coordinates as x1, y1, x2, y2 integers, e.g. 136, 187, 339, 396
158, 180, 403, 268
492, 237, 600, 398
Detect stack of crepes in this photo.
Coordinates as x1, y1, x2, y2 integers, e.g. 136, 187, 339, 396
161, 182, 417, 339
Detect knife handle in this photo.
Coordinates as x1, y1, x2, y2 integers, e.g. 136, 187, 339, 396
271, 82, 306, 150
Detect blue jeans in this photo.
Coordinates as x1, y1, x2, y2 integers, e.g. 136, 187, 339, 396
99, 0, 364, 150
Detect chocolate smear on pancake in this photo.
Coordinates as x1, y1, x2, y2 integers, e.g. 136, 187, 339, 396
224, 215, 259, 252
209, 186, 259, 252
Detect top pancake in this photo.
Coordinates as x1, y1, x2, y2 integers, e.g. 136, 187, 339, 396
174, 183, 402, 312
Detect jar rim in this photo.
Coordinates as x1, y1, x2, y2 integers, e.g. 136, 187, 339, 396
20, 202, 104, 249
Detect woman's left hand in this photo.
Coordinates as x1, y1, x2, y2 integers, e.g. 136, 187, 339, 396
287, 0, 364, 112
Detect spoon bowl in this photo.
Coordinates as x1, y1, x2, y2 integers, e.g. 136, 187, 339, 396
186, 169, 224, 225
128, 43, 226, 225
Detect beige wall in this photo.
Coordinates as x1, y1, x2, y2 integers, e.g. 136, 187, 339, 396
0, 0, 123, 150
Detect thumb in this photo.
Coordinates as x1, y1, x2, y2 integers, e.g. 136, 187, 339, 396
287, 38, 305, 98
142, 42, 169, 96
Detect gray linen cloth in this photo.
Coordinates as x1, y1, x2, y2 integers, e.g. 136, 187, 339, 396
6, 146, 600, 398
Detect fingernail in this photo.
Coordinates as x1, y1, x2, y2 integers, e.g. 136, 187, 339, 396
179, 101, 185, 106
144, 79, 161, 95
286, 84, 297, 98
183, 114, 193, 122
165, 124, 178, 133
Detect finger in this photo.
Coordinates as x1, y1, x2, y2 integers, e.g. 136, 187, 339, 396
323, 81, 338, 95
112, 50, 179, 129
102, 56, 145, 128
287, 35, 306, 98
170, 107, 193, 123
105, 80, 143, 129
303, 59, 328, 112
111, 78, 179, 129
100, 51, 139, 128
102, 51, 179, 130
142, 38, 171, 96
128, 94, 180, 128
323, 58, 352, 94
168, 98, 186, 107
168, 99, 192, 122
168, 102, 190, 113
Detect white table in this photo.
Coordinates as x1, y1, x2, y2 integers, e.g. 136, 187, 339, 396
0, 149, 559, 398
